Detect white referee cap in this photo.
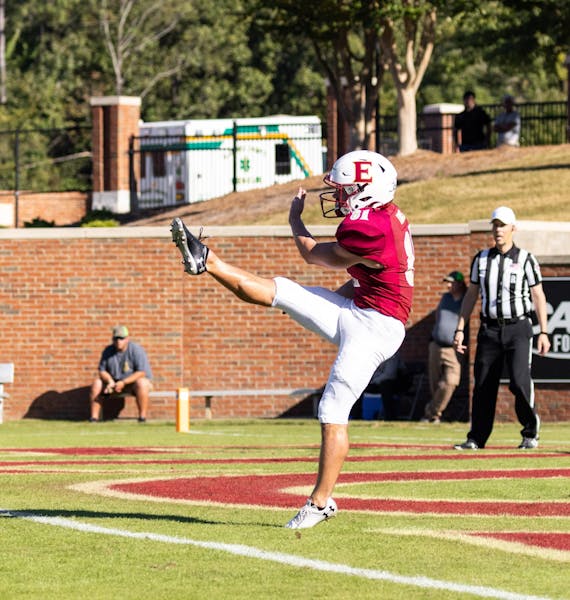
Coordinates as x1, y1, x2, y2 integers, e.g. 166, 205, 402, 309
490, 206, 516, 225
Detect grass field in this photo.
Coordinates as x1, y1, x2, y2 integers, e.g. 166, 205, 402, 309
1, 418, 569, 600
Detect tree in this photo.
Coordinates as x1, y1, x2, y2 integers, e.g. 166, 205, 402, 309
380, 2, 438, 155
1, 0, 566, 158
254, 1, 385, 152
142, 0, 324, 122
254, 1, 464, 156
2, 2, 103, 128
96, 0, 185, 97
483, 0, 570, 72
419, 3, 567, 108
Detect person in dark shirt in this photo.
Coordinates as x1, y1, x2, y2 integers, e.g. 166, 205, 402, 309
88, 325, 153, 423
454, 90, 491, 152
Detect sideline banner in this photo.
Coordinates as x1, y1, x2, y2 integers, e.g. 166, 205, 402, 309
531, 277, 570, 382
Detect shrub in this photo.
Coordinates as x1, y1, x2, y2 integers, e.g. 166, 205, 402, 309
24, 217, 56, 228
80, 209, 120, 227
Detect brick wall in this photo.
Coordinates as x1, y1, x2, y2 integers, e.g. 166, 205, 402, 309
17, 191, 89, 227
0, 222, 569, 423
0, 191, 89, 228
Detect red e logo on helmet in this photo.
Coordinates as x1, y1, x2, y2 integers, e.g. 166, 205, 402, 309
354, 160, 373, 182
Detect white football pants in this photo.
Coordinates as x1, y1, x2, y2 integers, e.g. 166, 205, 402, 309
272, 276, 405, 424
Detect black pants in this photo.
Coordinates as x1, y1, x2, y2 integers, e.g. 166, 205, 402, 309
468, 318, 539, 447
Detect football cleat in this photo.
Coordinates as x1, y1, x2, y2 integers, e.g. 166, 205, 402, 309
285, 498, 337, 529
170, 217, 209, 275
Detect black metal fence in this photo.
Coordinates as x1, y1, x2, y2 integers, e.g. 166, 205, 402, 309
0, 126, 91, 196
377, 101, 568, 154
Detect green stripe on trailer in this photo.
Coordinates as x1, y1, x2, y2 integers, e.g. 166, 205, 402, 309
141, 141, 224, 151
222, 125, 281, 135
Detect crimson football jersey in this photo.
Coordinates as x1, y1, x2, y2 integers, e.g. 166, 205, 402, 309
336, 203, 414, 324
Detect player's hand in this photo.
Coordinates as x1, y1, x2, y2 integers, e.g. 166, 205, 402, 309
290, 187, 306, 217
453, 331, 467, 354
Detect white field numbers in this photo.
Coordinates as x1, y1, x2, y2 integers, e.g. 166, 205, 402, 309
349, 208, 415, 286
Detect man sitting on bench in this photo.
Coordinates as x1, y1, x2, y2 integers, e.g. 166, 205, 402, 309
88, 325, 153, 423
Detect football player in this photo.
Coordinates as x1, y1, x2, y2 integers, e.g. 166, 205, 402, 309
171, 150, 414, 529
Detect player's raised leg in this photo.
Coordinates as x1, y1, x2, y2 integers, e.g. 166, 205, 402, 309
171, 217, 276, 306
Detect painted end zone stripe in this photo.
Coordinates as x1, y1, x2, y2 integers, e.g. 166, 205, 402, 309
0, 509, 554, 600
474, 532, 570, 552
111, 471, 570, 517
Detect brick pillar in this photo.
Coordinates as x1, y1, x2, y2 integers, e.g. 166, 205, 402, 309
422, 103, 464, 154
90, 96, 141, 213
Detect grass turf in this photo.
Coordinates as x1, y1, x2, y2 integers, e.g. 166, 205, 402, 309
0, 419, 568, 600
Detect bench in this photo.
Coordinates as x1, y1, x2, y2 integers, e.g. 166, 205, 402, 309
0, 363, 15, 425
149, 387, 318, 420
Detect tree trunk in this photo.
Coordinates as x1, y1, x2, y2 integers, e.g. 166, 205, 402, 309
0, 0, 6, 104
397, 86, 418, 156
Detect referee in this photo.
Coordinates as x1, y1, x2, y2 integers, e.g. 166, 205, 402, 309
452, 206, 550, 450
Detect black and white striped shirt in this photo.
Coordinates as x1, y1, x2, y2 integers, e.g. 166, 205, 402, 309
470, 245, 542, 320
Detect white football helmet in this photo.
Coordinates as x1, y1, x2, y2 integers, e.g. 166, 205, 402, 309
320, 150, 398, 218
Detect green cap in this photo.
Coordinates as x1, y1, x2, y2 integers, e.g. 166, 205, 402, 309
443, 271, 464, 283
112, 325, 129, 338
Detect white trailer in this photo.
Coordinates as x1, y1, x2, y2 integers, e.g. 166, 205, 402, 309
137, 115, 324, 207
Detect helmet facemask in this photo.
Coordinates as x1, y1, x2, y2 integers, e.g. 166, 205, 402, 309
319, 179, 371, 218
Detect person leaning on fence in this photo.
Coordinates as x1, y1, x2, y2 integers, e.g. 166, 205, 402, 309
88, 325, 153, 423
453, 207, 550, 451
422, 270, 467, 424
494, 94, 521, 147
170, 149, 414, 529
453, 90, 491, 152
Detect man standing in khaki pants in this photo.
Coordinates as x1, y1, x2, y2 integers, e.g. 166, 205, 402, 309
423, 271, 467, 423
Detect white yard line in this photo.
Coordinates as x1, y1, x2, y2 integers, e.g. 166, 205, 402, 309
0, 509, 554, 600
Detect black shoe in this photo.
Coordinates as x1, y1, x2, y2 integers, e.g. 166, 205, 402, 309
518, 437, 538, 449
170, 218, 209, 275
88, 417, 99, 423
453, 439, 479, 450
137, 417, 146, 423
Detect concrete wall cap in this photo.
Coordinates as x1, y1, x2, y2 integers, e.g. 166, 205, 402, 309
89, 96, 142, 107
422, 103, 464, 114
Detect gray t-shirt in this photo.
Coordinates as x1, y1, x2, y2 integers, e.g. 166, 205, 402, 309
432, 293, 463, 347
98, 341, 152, 381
